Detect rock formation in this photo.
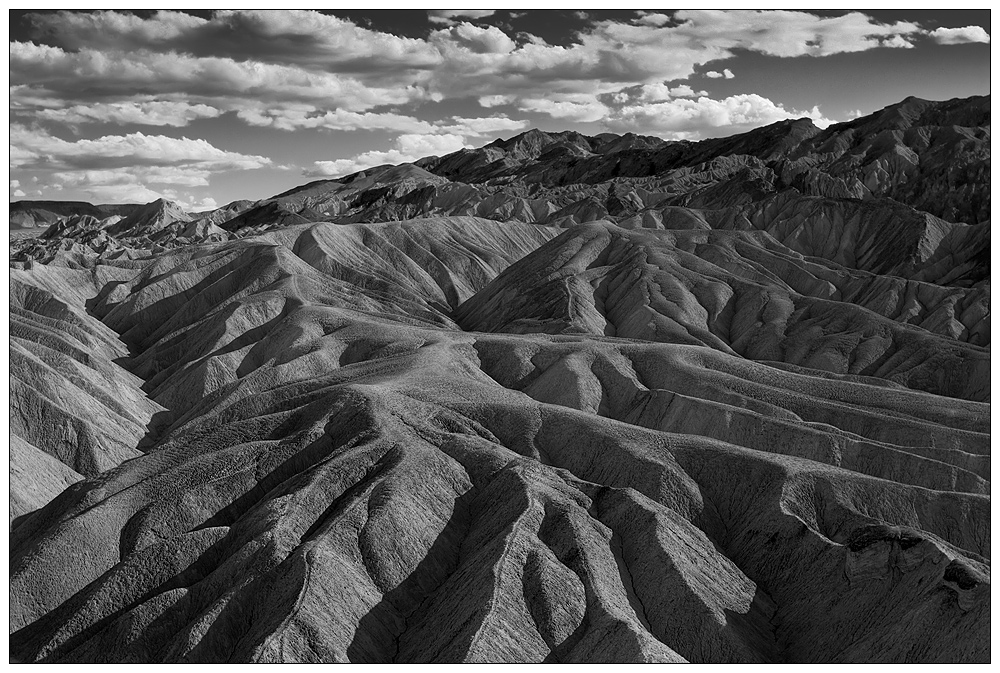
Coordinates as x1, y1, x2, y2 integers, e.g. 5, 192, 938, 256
8, 95, 990, 663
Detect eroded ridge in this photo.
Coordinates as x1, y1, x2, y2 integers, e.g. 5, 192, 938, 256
8, 95, 991, 663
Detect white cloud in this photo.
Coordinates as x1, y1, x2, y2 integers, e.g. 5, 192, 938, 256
607, 93, 837, 139
237, 106, 437, 133
639, 83, 706, 102
36, 100, 222, 127
189, 196, 218, 212
10, 41, 424, 114
440, 116, 529, 136
634, 12, 671, 27
929, 26, 991, 45
9, 10, 982, 137
234, 106, 527, 137
669, 10, 923, 58
430, 22, 516, 54
27, 10, 442, 74
10, 180, 20, 189
428, 10, 496, 26
11, 125, 271, 203
10, 125, 272, 172
13, 189, 26, 198
306, 133, 469, 178
706, 71, 723, 79
479, 95, 517, 108
518, 95, 611, 123
76, 183, 165, 204
881, 35, 915, 49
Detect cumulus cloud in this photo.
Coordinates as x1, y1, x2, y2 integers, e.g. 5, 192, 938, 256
19, 10, 927, 108
669, 10, 922, 58
639, 83, 706, 101
13, 189, 27, 198
10, 124, 271, 202
606, 93, 836, 139
478, 95, 517, 108
705, 68, 735, 79
634, 12, 671, 27
27, 10, 442, 74
189, 196, 219, 211
881, 35, 915, 49
518, 95, 611, 123
929, 25, 991, 45
441, 116, 529, 136
10, 41, 424, 114
427, 10, 496, 26
36, 101, 222, 127
235, 106, 527, 137
237, 106, 437, 133
10, 124, 271, 172
11, 9, 976, 136
430, 22, 517, 54
306, 133, 470, 178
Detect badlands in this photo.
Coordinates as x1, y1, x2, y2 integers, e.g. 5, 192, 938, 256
9, 95, 990, 662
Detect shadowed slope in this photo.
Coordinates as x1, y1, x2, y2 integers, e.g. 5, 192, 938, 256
457, 223, 989, 401
9, 214, 989, 661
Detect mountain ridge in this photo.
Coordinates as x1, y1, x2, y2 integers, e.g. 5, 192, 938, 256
8, 93, 991, 663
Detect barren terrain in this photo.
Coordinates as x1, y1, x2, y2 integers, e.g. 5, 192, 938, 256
9, 95, 990, 663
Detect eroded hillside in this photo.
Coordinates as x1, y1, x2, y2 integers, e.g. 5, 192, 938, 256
9, 95, 990, 663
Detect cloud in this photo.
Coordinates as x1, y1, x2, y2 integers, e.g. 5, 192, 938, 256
430, 22, 516, 54
306, 133, 470, 178
235, 105, 527, 137
189, 196, 218, 211
428, 10, 496, 26
440, 116, 529, 136
881, 35, 915, 48
519, 95, 611, 123
13, 189, 26, 198
237, 106, 437, 133
67, 182, 166, 204
929, 25, 990, 45
27, 10, 442, 75
639, 83, 706, 101
668, 10, 923, 58
479, 95, 517, 108
606, 93, 836, 139
11, 125, 272, 172
705, 68, 735, 79
10, 41, 425, 114
10, 9, 982, 136
634, 12, 671, 27
10, 124, 272, 202
10, 180, 20, 189
35, 100, 222, 127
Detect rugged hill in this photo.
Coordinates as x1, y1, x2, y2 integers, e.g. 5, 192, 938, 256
10, 201, 143, 230
8, 95, 991, 663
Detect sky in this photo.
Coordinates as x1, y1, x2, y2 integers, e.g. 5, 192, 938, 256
8, 8, 992, 210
